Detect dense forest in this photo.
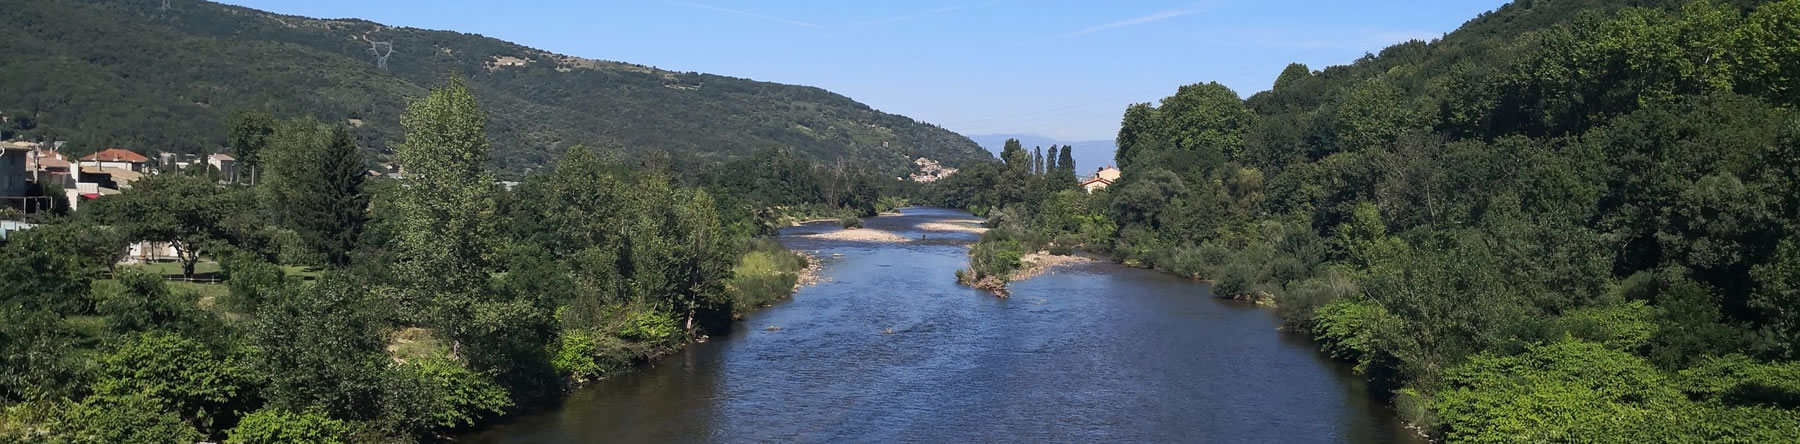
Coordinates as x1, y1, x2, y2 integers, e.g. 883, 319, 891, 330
0, 77, 909, 442
938, 0, 1800, 441
0, 0, 990, 175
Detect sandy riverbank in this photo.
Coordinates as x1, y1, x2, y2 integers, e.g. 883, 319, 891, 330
917, 221, 989, 234
1007, 252, 1097, 282
798, 228, 911, 243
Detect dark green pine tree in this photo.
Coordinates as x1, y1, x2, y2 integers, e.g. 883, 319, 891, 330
1045, 146, 1059, 174
283, 125, 370, 267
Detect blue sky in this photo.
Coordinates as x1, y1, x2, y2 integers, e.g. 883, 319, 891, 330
220, 1, 1507, 142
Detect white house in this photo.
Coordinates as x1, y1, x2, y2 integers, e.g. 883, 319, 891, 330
208, 153, 237, 182
1081, 166, 1122, 193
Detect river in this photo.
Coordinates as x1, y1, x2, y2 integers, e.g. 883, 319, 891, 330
465, 208, 1420, 443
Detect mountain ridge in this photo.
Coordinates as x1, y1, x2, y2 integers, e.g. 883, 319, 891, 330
0, 0, 993, 175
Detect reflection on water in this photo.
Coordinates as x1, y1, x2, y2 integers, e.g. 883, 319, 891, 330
466, 208, 1419, 443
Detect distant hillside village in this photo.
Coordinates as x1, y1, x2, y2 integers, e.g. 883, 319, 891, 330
0, 140, 394, 260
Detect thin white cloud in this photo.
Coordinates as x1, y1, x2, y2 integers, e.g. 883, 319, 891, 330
1056, 4, 1208, 40
670, 1, 826, 29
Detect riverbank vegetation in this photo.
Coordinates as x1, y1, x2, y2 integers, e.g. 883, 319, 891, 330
936, 0, 1800, 440
0, 78, 847, 442
936, 140, 1113, 292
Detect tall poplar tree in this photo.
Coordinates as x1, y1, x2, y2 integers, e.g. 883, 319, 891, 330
391, 78, 499, 332
1033, 147, 1045, 176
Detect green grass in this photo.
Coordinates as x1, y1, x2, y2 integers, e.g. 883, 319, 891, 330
123, 260, 222, 278
281, 265, 324, 280
168, 281, 230, 302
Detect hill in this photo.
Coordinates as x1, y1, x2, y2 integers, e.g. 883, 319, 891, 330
0, 0, 992, 175
965, 134, 1117, 175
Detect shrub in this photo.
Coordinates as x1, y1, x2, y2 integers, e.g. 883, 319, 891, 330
1276, 270, 1356, 330
94, 331, 255, 434
228, 408, 351, 444
405, 357, 513, 429
727, 245, 807, 313
55, 394, 203, 444
1435, 340, 1686, 443
1313, 297, 1385, 368
963, 228, 1029, 283
1550, 301, 1658, 352
840, 215, 863, 229
222, 253, 287, 314
549, 330, 633, 380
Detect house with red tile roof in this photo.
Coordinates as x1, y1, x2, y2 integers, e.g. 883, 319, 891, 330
79, 148, 150, 172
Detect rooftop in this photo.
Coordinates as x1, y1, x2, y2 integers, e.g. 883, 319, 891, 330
80, 148, 150, 163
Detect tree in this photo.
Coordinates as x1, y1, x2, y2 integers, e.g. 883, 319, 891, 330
90, 173, 240, 278
266, 119, 369, 267
252, 272, 389, 420
98, 269, 219, 337
1272, 62, 1312, 91
1116, 103, 1159, 169
1157, 82, 1255, 157
1333, 78, 1422, 153
1055, 145, 1078, 190
391, 77, 499, 330
227, 109, 277, 185
1751, 239, 1800, 358
1032, 146, 1045, 176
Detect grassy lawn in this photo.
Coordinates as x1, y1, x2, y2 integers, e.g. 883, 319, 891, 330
168, 281, 230, 302
282, 265, 324, 280
124, 260, 222, 278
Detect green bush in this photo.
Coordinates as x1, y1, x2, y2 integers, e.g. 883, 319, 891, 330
618, 308, 679, 346
550, 330, 632, 380
94, 331, 255, 434
221, 253, 287, 314
840, 215, 863, 229
1435, 340, 1686, 443
54, 394, 203, 444
726, 241, 808, 313
1313, 297, 1385, 369
1550, 301, 1659, 352
1678, 355, 1800, 409
1275, 270, 1356, 330
228, 408, 350, 444
963, 228, 1030, 283
405, 357, 513, 429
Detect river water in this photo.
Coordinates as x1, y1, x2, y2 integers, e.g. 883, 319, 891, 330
466, 208, 1419, 443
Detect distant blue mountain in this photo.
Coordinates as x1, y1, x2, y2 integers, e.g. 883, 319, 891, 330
965, 134, 1118, 176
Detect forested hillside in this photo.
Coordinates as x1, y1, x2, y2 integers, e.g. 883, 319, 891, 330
935, 0, 1800, 440
0, 0, 989, 174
